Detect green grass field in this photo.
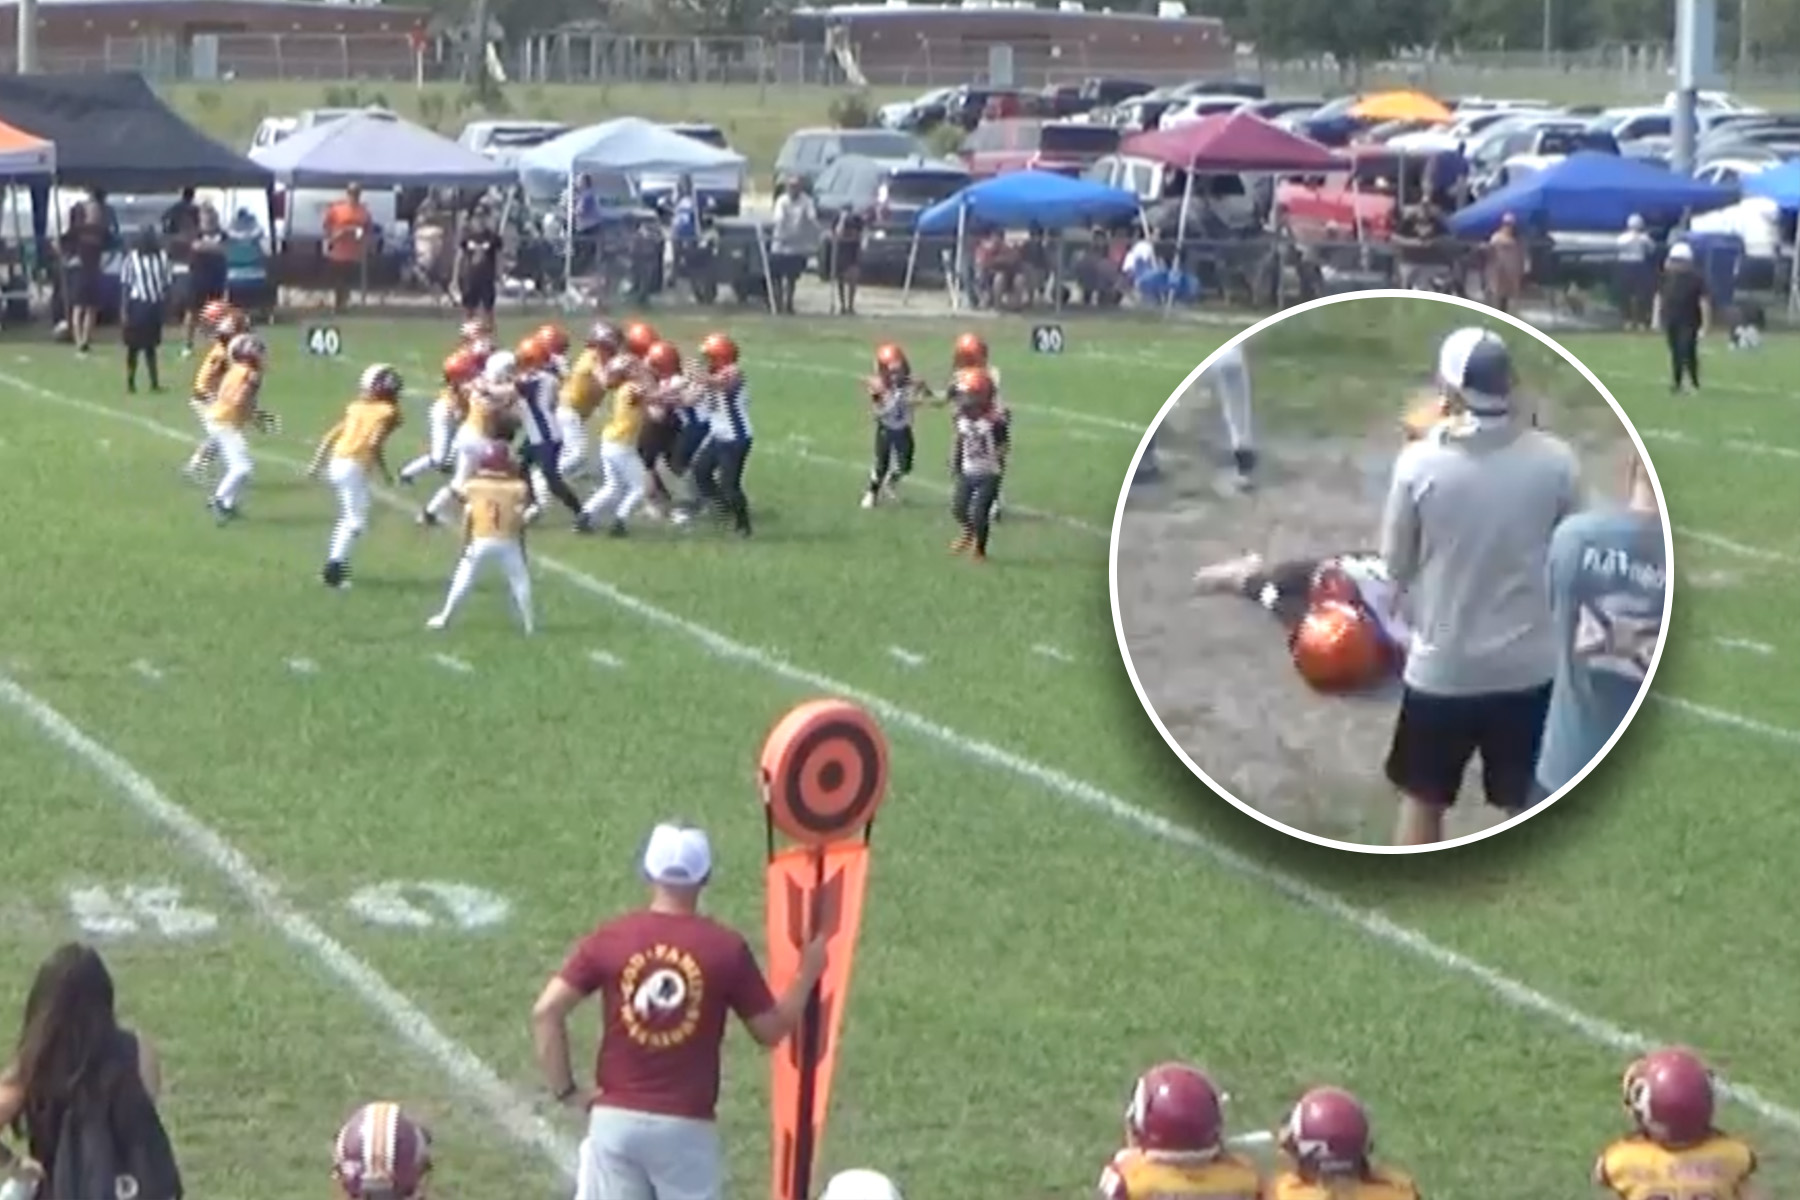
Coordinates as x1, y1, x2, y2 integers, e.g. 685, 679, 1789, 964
0, 307, 1795, 1199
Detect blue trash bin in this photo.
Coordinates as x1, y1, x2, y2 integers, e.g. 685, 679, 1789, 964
1681, 232, 1744, 311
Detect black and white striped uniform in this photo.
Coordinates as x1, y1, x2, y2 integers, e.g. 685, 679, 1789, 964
516, 369, 583, 515
691, 373, 755, 535
120, 248, 172, 354
868, 382, 921, 497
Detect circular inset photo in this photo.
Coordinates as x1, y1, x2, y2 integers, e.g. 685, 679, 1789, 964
1110, 292, 1673, 853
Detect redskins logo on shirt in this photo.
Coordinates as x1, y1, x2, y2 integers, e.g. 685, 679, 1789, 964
619, 943, 705, 1049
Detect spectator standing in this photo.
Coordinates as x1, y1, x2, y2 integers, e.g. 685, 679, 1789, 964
322, 183, 373, 313
182, 205, 227, 357
532, 822, 826, 1200
455, 208, 502, 321
1534, 441, 1666, 801
64, 189, 113, 356
119, 225, 173, 394
1615, 214, 1656, 330
768, 177, 818, 315
1484, 212, 1525, 314
829, 205, 864, 315
0, 944, 181, 1199
1653, 241, 1710, 393
1378, 328, 1582, 846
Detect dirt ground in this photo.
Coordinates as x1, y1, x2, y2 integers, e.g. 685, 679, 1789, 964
1114, 388, 1632, 847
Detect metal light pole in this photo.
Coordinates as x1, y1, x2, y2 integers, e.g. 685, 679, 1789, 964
16, 0, 37, 74
1672, 0, 1716, 176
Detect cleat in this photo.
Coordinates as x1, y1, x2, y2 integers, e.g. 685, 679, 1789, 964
524, 503, 543, 525
574, 513, 595, 534
416, 509, 439, 528
322, 560, 350, 589
425, 614, 447, 630
607, 519, 628, 538
970, 549, 987, 563
860, 492, 876, 509
670, 508, 693, 526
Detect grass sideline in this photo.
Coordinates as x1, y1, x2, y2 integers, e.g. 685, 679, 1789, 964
0, 311, 1796, 1196
161, 81, 916, 182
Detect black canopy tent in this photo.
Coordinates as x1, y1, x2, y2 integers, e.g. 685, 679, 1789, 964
0, 72, 273, 258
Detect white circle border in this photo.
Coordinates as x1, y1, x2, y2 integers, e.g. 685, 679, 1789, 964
1105, 289, 1677, 856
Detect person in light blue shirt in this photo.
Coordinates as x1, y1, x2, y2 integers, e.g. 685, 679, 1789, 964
1533, 442, 1666, 800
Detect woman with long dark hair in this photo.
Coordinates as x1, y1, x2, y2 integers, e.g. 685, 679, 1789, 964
0, 944, 181, 1199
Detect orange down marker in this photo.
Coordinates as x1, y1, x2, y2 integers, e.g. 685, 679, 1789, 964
760, 699, 890, 1200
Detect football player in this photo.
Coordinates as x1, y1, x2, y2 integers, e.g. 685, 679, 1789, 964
574, 340, 656, 537
623, 320, 659, 364
634, 338, 687, 519
1198, 342, 1257, 492
534, 321, 571, 381
308, 363, 404, 590
1097, 1062, 1261, 1200
688, 332, 755, 537
1596, 1048, 1760, 1200
429, 442, 534, 634
1193, 551, 1408, 693
1270, 1087, 1419, 1200
863, 342, 938, 509
398, 348, 480, 486
513, 333, 584, 522
182, 301, 244, 482
948, 367, 1004, 561
421, 351, 518, 527
204, 332, 266, 523
557, 322, 621, 485
952, 332, 1009, 519
332, 1102, 432, 1200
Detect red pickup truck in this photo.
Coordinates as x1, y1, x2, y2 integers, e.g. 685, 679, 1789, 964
959, 119, 1121, 179
1275, 147, 1462, 241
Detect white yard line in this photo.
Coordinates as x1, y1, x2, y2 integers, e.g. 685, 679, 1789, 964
14, 370, 1800, 1133
1656, 693, 1800, 747
781, 438, 1111, 538
1714, 636, 1776, 656
1676, 526, 1800, 565
287, 656, 321, 675
431, 653, 475, 674
887, 646, 927, 668
130, 659, 163, 682
1033, 643, 1076, 663
586, 649, 625, 669
0, 673, 580, 1178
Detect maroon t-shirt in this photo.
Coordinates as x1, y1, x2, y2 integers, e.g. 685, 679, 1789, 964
560, 909, 778, 1120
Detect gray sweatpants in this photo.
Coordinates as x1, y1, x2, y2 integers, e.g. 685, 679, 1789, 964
576, 1107, 725, 1200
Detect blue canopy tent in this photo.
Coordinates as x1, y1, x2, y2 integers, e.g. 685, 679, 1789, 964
1448, 152, 1736, 238
516, 116, 745, 195
1742, 161, 1800, 209
907, 170, 1140, 306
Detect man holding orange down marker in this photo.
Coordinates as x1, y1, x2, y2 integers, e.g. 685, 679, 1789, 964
530, 821, 826, 1200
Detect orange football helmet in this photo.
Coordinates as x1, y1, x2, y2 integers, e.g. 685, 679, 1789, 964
952, 332, 989, 369
624, 322, 659, 359
534, 323, 570, 357
1291, 602, 1386, 693
951, 366, 995, 407
700, 332, 738, 370
213, 307, 247, 340
443, 349, 480, 386
645, 341, 683, 381
514, 336, 550, 372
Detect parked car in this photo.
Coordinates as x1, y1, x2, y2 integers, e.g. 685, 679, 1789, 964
959, 119, 1121, 178
1084, 154, 1256, 231
878, 87, 955, 133
1242, 97, 1323, 122
809, 154, 970, 279
248, 107, 396, 152
457, 120, 569, 167
635, 123, 745, 217
774, 127, 928, 191
1157, 94, 1254, 129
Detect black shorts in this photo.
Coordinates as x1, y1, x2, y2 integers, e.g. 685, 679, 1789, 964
189, 255, 226, 307
460, 273, 497, 314
67, 262, 101, 309
638, 418, 679, 469
1384, 682, 1553, 811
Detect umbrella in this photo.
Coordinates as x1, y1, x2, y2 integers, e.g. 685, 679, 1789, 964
1351, 90, 1453, 124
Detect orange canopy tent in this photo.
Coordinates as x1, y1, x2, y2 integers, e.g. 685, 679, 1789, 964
0, 120, 53, 178
1351, 90, 1454, 124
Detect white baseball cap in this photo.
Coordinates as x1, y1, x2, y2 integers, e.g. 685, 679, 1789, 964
1667, 241, 1695, 262
641, 823, 712, 888
819, 1169, 903, 1200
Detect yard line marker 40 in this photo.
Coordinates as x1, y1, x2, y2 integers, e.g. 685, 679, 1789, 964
0, 673, 581, 1179
15, 371, 1800, 1136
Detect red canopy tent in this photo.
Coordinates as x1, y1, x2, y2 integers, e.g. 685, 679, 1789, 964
1123, 111, 1346, 173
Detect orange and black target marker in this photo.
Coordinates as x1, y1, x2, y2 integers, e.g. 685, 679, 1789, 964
759, 697, 890, 847
759, 698, 890, 1200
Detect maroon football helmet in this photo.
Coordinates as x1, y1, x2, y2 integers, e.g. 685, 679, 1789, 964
1623, 1048, 1715, 1146
1125, 1063, 1223, 1154
333, 1102, 432, 1199
1280, 1087, 1371, 1176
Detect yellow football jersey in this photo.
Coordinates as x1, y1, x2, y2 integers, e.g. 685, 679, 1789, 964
439, 384, 470, 424
1270, 1165, 1419, 1200
327, 399, 401, 468
601, 381, 647, 445
192, 341, 231, 402
1099, 1149, 1262, 1200
560, 347, 607, 420
208, 365, 260, 429
460, 474, 529, 541
1595, 1134, 1757, 1200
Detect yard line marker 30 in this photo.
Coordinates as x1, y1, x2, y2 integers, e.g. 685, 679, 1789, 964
0, 673, 581, 1178
17, 371, 1800, 1135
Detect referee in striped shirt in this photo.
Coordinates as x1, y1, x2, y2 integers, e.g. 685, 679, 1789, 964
120, 224, 173, 393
